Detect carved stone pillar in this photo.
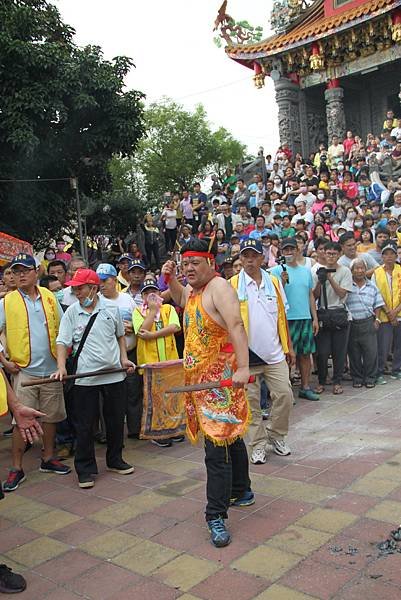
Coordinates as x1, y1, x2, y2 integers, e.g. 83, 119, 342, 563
325, 86, 346, 141
274, 77, 302, 157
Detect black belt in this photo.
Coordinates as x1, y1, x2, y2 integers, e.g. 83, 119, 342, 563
352, 316, 374, 323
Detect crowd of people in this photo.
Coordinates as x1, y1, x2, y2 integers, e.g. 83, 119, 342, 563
1, 109, 401, 591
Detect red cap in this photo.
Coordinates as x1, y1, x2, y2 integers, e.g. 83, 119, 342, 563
65, 268, 100, 287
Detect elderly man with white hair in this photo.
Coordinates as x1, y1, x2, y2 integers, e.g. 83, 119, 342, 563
390, 190, 401, 219
345, 257, 384, 388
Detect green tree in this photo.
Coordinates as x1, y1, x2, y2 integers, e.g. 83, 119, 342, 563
0, 0, 145, 245
82, 156, 146, 238
138, 98, 245, 201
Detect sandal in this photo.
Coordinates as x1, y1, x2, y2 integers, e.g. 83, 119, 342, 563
352, 383, 363, 388
315, 385, 325, 394
333, 384, 343, 395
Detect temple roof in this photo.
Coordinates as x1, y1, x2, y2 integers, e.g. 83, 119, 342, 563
227, 0, 399, 59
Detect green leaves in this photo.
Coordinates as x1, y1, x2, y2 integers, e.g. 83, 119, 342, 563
0, 0, 145, 245
136, 98, 245, 201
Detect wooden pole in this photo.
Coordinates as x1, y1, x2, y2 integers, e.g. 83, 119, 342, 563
21, 367, 129, 387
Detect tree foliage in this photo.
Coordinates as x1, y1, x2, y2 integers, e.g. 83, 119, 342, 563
0, 0, 145, 245
137, 98, 245, 202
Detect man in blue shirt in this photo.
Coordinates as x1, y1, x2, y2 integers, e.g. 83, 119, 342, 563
270, 238, 320, 401
249, 216, 271, 241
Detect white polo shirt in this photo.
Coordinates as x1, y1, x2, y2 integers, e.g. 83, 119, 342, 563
245, 272, 285, 365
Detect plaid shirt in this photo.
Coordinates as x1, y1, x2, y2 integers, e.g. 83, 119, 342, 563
345, 280, 384, 320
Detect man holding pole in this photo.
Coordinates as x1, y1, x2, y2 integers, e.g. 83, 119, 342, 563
0, 254, 70, 492
162, 238, 252, 548
52, 269, 135, 489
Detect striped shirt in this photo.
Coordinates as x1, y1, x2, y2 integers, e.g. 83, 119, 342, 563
345, 280, 384, 321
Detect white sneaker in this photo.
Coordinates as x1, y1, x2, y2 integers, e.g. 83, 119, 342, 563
271, 438, 291, 456
250, 448, 267, 464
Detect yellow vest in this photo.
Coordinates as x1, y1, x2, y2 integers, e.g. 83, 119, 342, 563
0, 372, 7, 417
375, 264, 401, 322
230, 272, 290, 354
4, 287, 60, 368
134, 304, 179, 370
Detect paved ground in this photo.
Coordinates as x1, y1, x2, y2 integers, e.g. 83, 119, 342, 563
1, 379, 401, 599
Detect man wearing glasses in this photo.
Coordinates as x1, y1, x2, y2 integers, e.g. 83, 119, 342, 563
0, 254, 70, 493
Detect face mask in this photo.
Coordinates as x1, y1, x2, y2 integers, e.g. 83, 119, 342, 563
317, 194, 325, 200
354, 220, 363, 228
46, 253, 56, 261
299, 187, 307, 194
338, 165, 344, 171
284, 254, 295, 263
347, 213, 356, 220
53, 290, 64, 303
82, 287, 96, 308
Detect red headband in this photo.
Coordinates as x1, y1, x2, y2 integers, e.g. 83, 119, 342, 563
182, 251, 214, 259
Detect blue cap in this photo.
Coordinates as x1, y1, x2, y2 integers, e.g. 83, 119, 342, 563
10, 253, 36, 269
96, 263, 117, 280
117, 253, 133, 263
128, 259, 146, 271
141, 278, 159, 292
239, 239, 263, 254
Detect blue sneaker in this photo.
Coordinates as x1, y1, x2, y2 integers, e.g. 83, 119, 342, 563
230, 490, 255, 507
207, 517, 231, 547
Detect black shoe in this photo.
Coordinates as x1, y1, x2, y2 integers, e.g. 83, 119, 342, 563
0, 564, 26, 593
78, 474, 95, 489
127, 433, 140, 439
106, 461, 135, 475
2, 427, 13, 438
3, 469, 26, 492
151, 439, 172, 448
171, 435, 185, 443
39, 458, 71, 475
94, 433, 107, 444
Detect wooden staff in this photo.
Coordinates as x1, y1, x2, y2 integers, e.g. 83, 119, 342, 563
165, 376, 256, 394
21, 367, 131, 387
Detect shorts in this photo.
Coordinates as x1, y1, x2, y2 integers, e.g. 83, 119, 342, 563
288, 319, 316, 356
13, 372, 66, 424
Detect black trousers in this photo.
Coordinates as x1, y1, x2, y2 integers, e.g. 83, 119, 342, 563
204, 438, 251, 521
126, 348, 143, 436
316, 324, 350, 385
348, 317, 378, 385
145, 242, 160, 268
73, 381, 125, 476
164, 228, 177, 253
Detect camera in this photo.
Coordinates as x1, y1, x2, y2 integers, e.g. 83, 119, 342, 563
317, 266, 336, 284
276, 256, 286, 266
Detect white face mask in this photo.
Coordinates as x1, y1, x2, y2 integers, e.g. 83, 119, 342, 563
338, 165, 344, 171
317, 194, 325, 200
354, 221, 363, 228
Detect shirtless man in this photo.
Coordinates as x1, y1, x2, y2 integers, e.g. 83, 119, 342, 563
162, 238, 252, 547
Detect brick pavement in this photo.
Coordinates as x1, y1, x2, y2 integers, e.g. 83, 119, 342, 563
1, 380, 401, 599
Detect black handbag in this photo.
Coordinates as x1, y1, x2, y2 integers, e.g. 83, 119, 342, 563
317, 282, 349, 331
64, 312, 99, 394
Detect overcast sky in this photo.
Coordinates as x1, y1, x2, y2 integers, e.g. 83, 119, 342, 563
56, 0, 278, 154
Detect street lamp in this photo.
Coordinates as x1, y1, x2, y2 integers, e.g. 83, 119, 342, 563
69, 177, 86, 261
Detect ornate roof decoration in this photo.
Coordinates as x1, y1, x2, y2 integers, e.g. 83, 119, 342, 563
213, 1, 263, 48
227, 0, 399, 58
270, 0, 313, 34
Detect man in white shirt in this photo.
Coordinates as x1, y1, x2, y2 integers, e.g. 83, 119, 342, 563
291, 200, 314, 230
230, 240, 295, 465
96, 263, 142, 439
390, 190, 401, 218
390, 118, 401, 139
294, 187, 316, 211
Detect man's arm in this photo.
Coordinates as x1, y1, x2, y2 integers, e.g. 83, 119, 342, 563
327, 272, 349, 300
161, 261, 188, 308
211, 280, 250, 386
2, 370, 44, 443
309, 289, 319, 335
